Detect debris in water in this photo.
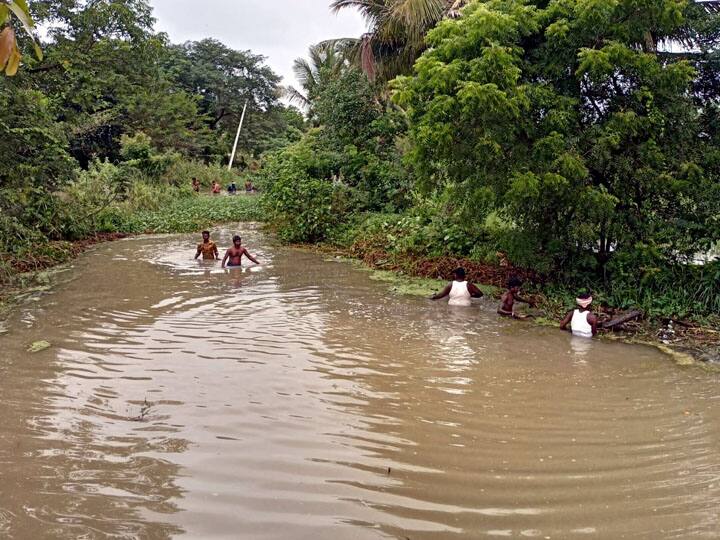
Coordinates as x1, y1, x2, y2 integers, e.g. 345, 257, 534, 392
27, 340, 51, 353
130, 398, 151, 422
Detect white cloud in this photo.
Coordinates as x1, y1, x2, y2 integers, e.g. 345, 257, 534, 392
149, 0, 366, 92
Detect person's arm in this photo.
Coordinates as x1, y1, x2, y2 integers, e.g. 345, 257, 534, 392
431, 283, 452, 300
194, 245, 201, 260
559, 310, 573, 331
221, 250, 230, 268
213, 243, 219, 260
588, 313, 599, 336
515, 293, 535, 306
468, 282, 484, 298
243, 248, 259, 264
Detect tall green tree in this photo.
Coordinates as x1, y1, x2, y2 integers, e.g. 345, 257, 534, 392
395, 0, 720, 276
165, 38, 284, 157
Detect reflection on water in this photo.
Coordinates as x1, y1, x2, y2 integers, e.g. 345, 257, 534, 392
1, 224, 719, 539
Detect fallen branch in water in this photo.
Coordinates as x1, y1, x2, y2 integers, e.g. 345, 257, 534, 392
602, 310, 643, 330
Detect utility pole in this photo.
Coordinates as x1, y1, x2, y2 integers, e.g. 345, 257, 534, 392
228, 100, 248, 171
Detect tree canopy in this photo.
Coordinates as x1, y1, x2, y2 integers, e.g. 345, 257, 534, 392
395, 0, 720, 275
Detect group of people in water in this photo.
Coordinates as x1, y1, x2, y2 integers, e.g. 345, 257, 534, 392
191, 177, 255, 195
194, 231, 259, 268
196, 231, 597, 338
431, 267, 598, 338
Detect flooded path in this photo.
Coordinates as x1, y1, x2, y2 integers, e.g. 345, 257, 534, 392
1, 225, 719, 539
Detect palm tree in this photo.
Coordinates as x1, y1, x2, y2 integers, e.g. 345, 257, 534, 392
285, 41, 350, 119
328, 0, 468, 83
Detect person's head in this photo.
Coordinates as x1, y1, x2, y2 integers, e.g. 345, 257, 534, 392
452, 267, 466, 281
192, 177, 197, 182
576, 291, 593, 310
233, 235, 242, 246
507, 276, 523, 293
202, 230, 210, 241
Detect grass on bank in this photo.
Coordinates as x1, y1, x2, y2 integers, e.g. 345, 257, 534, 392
97, 194, 264, 234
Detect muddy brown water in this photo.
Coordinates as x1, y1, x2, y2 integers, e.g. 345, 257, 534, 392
1, 225, 719, 539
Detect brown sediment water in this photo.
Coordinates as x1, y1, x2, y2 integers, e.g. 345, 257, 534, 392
1, 224, 719, 539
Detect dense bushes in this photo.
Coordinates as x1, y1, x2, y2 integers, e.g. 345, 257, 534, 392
260, 69, 410, 244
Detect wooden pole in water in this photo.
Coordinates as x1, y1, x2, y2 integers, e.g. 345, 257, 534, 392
228, 100, 248, 171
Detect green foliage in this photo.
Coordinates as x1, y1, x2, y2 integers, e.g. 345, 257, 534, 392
259, 132, 348, 243
163, 159, 239, 189
99, 194, 263, 235
119, 132, 179, 181
260, 105, 410, 243
392, 0, 720, 316
164, 38, 293, 157
314, 68, 382, 147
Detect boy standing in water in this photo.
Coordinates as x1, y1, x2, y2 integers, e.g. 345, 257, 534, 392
560, 292, 598, 337
431, 268, 484, 306
222, 235, 260, 268
195, 231, 219, 260
498, 277, 535, 319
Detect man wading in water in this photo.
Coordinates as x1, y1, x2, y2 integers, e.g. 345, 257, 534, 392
222, 235, 260, 268
195, 231, 219, 260
431, 267, 484, 306
498, 276, 535, 319
560, 292, 598, 337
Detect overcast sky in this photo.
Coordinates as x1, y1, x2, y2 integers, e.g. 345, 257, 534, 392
149, 0, 366, 93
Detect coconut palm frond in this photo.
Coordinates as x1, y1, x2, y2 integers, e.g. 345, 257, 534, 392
446, 0, 469, 18
332, 0, 467, 82
695, 0, 720, 13
359, 34, 378, 81
392, 0, 446, 31
289, 40, 355, 109
330, 0, 389, 27
284, 85, 311, 107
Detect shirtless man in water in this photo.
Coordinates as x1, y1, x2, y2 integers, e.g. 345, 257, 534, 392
195, 231, 219, 260
222, 235, 260, 268
498, 276, 535, 319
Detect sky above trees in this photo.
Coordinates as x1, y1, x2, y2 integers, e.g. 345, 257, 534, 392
149, 0, 367, 91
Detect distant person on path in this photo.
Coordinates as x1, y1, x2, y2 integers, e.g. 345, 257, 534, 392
222, 235, 260, 268
191, 177, 200, 193
228, 181, 237, 195
244, 180, 254, 193
195, 231, 219, 260
211, 181, 221, 195
560, 292, 598, 337
498, 277, 535, 319
431, 267, 484, 306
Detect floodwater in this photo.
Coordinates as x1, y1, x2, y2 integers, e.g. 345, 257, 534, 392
1, 225, 719, 539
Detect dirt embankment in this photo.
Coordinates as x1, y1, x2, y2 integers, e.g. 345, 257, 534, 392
2, 233, 129, 276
